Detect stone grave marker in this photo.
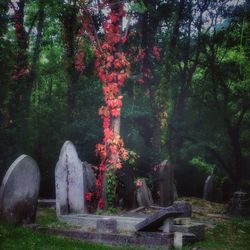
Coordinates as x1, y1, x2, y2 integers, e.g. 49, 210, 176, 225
158, 160, 175, 207
203, 175, 214, 201
228, 191, 250, 216
55, 141, 85, 216
136, 179, 153, 207
82, 161, 96, 194
122, 166, 137, 209
135, 202, 191, 232
0, 155, 40, 224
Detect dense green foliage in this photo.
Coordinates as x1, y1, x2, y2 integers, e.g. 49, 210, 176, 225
0, 0, 249, 199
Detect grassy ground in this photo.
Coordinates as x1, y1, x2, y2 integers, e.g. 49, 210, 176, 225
183, 217, 250, 250
1, 200, 250, 250
0, 223, 148, 250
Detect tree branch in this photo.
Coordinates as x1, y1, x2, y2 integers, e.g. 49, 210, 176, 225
28, 10, 39, 35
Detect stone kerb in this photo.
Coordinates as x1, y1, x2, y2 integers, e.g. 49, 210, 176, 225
55, 141, 85, 216
0, 154, 40, 224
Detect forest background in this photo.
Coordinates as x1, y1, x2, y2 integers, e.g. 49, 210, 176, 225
0, 0, 249, 202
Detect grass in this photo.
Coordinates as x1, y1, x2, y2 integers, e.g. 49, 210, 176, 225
0, 223, 150, 250
178, 217, 250, 250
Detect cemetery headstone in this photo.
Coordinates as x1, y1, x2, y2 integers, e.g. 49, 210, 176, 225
158, 160, 175, 206
203, 175, 214, 201
0, 155, 40, 225
228, 191, 250, 216
55, 141, 85, 216
122, 166, 137, 209
136, 179, 153, 207
82, 161, 96, 194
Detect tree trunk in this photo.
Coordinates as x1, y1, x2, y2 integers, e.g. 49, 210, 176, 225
226, 125, 244, 187
61, 4, 79, 127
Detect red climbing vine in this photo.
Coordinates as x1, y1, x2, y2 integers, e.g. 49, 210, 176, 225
95, 1, 130, 209
78, 0, 130, 209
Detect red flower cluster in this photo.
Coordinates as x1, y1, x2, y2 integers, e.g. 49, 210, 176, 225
136, 179, 143, 188
85, 192, 93, 202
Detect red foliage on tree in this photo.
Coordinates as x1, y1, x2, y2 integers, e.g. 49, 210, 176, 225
78, 0, 130, 209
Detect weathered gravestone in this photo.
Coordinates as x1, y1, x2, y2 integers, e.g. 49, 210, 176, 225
82, 161, 96, 194
135, 202, 192, 232
0, 155, 40, 224
122, 166, 137, 209
227, 191, 250, 216
203, 175, 214, 201
158, 160, 175, 207
136, 179, 153, 207
55, 141, 85, 216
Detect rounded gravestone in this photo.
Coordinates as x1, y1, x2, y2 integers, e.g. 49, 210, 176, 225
55, 141, 85, 216
0, 155, 40, 225
136, 179, 153, 207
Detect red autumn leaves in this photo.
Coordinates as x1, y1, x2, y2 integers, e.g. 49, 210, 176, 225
12, 7, 30, 80
95, 3, 130, 170
91, 2, 130, 208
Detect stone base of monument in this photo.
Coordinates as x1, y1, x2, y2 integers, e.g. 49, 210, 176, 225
96, 218, 118, 234
32, 226, 173, 248
58, 214, 146, 232
172, 223, 205, 240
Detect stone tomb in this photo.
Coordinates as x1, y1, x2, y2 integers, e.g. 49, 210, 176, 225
55, 141, 86, 215
0, 155, 40, 224
57, 202, 204, 248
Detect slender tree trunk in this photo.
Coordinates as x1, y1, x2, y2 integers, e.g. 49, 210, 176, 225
61, 4, 79, 127
226, 124, 244, 187
28, 0, 45, 88
0, 1, 9, 111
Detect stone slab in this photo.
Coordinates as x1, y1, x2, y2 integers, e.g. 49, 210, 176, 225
135, 203, 190, 232
0, 155, 40, 225
55, 141, 85, 216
